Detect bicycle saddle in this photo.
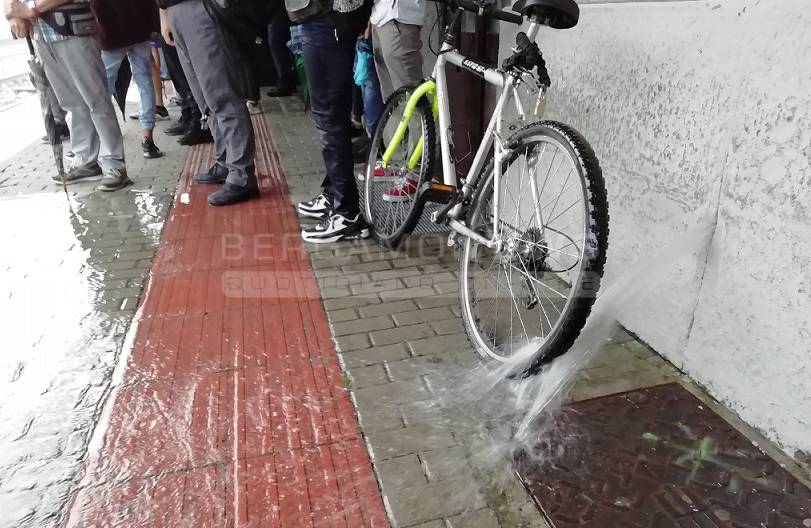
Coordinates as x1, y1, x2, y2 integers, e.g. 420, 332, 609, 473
511, 0, 579, 29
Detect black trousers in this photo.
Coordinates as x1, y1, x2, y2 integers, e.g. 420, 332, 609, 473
301, 16, 358, 217
160, 36, 201, 121
267, 10, 294, 89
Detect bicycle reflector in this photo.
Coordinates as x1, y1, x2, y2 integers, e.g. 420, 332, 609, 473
534, 85, 547, 118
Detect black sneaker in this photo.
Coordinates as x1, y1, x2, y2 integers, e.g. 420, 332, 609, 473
98, 168, 133, 192
266, 85, 294, 98
155, 106, 170, 120
297, 194, 330, 219
52, 162, 103, 184
301, 213, 370, 244
165, 117, 190, 137
207, 182, 259, 206
352, 134, 370, 164
142, 138, 163, 159
178, 126, 213, 146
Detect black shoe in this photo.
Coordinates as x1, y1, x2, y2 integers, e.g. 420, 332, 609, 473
297, 193, 330, 219
352, 134, 371, 164
207, 182, 259, 206
301, 213, 370, 244
266, 85, 294, 98
178, 126, 213, 146
155, 106, 170, 120
350, 122, 364, 138
52, 162, 103, 184
142, 138, 163, 159
165, 118, 190, 137
98, 168, 133, 192
194, 163, 228, 184
41, 125, 70, 144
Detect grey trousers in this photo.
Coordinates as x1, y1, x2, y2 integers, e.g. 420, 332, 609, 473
168, 0, 256, 187
35, 37, 126, 172
371, 21, 424, 99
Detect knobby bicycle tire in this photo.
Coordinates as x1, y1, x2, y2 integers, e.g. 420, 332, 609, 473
458, 120, 609, 377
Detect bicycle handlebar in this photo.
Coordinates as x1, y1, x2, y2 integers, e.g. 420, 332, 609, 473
432, 0, 524, 25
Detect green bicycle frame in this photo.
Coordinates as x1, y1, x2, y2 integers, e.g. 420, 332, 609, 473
381, 80, 439, 171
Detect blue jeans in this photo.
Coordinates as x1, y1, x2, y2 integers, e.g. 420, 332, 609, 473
361, 57, 384, 135
101, 42, 156, 131
301, 16, 358, 217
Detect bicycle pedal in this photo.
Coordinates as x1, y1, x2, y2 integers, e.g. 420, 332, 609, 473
418, 181, 456, 205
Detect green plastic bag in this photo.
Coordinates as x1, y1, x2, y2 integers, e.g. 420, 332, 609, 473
294, 54, 309, 106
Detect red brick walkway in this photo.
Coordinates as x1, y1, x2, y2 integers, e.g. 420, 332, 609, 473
64, 115, 389, 527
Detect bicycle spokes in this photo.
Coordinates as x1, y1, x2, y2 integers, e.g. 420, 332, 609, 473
461, 133, 592, 364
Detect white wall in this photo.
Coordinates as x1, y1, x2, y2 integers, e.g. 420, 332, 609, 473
497, 0, 811, 460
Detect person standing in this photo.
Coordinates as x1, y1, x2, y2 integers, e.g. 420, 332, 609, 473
369, 0, 424, 99
159, 34, 212, 144
292, 0, 373, 243
369, 0, 424, 201
265, 3, 295, 97
93, 0, 164, 159
158, 0, 258, 206
5, 0, 131, 191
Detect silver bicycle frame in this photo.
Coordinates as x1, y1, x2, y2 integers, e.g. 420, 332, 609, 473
433, 20, 543, 248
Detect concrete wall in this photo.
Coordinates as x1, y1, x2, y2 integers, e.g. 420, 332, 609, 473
496, 0, 811, 459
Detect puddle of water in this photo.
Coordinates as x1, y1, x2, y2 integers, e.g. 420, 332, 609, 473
0, 189, 167, 528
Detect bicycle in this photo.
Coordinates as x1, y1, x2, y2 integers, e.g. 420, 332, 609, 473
360, 0, 609, 376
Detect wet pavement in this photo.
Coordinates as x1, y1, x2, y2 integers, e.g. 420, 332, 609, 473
1, 95, 808, 528
0, 115, 180, 527
62, 112, 386, 527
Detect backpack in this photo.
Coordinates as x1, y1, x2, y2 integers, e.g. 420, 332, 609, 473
284, 0, 331, 24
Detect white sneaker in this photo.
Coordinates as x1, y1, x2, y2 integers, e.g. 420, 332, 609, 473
301, 213, 370, 244
297, 193, 331, 219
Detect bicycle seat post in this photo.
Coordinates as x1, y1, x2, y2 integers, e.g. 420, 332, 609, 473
524, 17, 542, 42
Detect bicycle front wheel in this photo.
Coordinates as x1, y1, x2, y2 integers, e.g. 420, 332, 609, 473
458, 121, 609, 377
362, 86, 435, 249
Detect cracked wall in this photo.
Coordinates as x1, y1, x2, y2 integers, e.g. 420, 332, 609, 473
498, 0, 811, 458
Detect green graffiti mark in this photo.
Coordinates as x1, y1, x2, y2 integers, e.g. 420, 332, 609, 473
640, 431, 768, 491
642, 432, 659, 443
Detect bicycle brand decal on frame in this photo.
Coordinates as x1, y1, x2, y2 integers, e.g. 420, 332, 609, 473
462, 58, 488, 77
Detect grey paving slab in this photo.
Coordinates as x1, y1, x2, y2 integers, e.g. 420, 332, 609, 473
340, 343, 411, 369
376, 454, 427, 490
367, 424, 457, 461
446, 509, 501, 528
386, 477, 488, 527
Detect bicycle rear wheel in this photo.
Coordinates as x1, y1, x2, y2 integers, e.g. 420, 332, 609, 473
362, 86, 435, 249
458, 121, 609, 377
